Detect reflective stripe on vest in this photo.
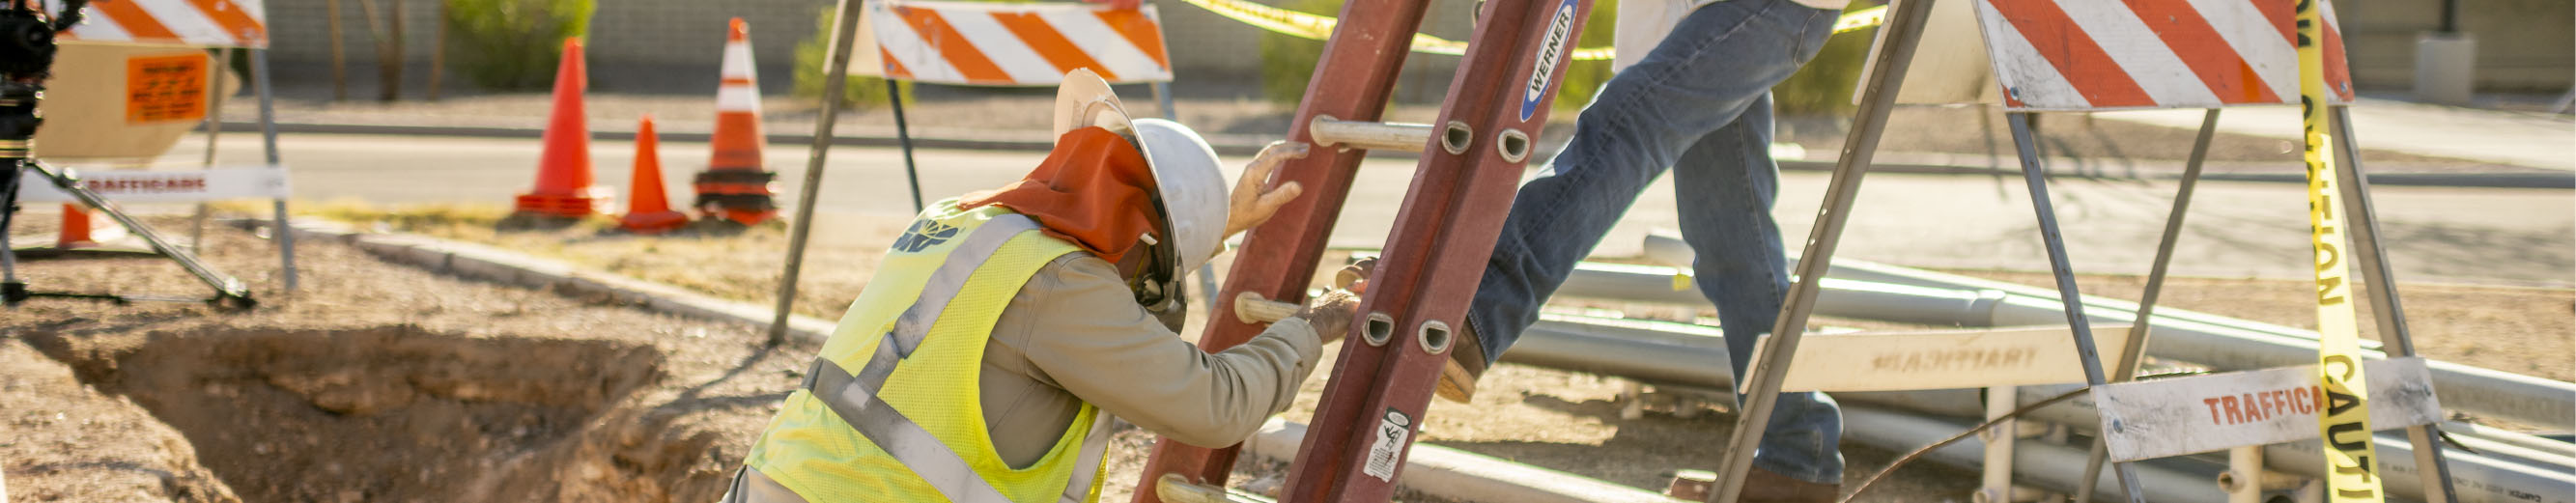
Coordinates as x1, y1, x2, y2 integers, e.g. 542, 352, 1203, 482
788, 213, 1114, 503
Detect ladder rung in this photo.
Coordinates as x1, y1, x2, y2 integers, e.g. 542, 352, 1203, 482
1309, 117, 1434, 153
1155, 473, 1276, 503
1233, 292, 1301, 324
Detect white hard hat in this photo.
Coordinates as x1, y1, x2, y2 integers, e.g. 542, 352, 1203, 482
1052, 69, 1229, 272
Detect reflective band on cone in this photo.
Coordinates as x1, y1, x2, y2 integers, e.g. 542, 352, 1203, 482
695, 17, 780, 226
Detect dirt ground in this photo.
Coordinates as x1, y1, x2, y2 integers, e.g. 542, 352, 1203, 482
2, 216, 1990, 501
3, 220, 792, 502
9, 209, 2566, 501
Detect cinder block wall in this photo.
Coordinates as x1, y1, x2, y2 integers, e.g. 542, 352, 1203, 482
2332, 0, 2573, 92
254, 0, 1483, 100
260, 0, 820, 73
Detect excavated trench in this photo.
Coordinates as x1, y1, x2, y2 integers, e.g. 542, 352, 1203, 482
36, 325, 673, 502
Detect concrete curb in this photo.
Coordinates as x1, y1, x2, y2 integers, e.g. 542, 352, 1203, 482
231, 217, 1683, 503
232, 218, 839, 343
224, 121, 2574, 189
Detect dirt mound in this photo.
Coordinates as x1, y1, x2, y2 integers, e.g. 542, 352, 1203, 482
29, 325, 666, 502
0, 339, 239, 502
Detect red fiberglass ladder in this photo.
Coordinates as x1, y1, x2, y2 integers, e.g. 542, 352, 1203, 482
1129, 0, 1598, 501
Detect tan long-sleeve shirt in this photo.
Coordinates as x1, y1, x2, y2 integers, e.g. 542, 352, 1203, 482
977, 253, 1326, 468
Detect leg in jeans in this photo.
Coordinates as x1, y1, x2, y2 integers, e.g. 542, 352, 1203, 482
1674, 94, 1844, 484
1468, 0, 1835, 354
1461, 0, 1843, 484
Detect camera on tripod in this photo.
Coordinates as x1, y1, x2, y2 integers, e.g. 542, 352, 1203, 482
0, 0, 255, 309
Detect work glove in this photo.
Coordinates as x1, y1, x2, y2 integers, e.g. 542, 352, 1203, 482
1297, 288, 1362, 345
1224, 141, 1310, 239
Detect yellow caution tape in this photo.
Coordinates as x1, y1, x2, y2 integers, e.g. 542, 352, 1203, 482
2295, 0, 2385, 499
1175, 0, 1886, 61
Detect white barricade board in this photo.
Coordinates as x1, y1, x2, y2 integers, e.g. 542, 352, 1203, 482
2093, 356, 2441, 462
17, 166, 291, 204
1748, 325, 2137, 394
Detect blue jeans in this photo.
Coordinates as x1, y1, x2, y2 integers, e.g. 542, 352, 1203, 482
1464, 0, 1845, 484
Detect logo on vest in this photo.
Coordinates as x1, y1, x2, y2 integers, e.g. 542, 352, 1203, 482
892, 219, 960, 253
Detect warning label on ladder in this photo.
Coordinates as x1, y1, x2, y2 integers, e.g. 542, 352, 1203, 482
1364, 407, 1412, 482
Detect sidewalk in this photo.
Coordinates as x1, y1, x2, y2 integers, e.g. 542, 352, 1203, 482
212, 90, 2574, 188
2094, 98, 2576, 172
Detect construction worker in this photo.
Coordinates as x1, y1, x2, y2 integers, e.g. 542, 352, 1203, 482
1430, 0, 1854, 500
721, 70, 1358, 502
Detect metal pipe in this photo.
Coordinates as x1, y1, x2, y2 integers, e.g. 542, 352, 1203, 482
1307, 116, 1432, 153
1838, 405, 2228, 502
1617, 238, 2576, 430
1500, 317, 2576, 503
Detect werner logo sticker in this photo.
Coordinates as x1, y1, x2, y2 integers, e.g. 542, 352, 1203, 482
1519, 0, 1579, 122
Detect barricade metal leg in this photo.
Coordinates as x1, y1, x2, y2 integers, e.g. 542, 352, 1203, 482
2001, 111, 2145, 503
2073, 107, 2220, 503
2330, 104, 2459, 503
1707, 0, 1938, 500
768, 0, 865, 346
251, 48, 297, 291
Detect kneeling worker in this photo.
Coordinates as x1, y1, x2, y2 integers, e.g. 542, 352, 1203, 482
722, 70, 1358, 502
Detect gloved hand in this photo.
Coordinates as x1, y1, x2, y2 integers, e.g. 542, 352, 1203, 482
1296, 289, 1362, 345
1224, 141, 1310, 239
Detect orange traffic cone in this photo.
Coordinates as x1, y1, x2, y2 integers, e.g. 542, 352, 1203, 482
514, 38, 614, 219
621, 116, 689, 234
692, 17, 780, 226
56, 204, 102, 248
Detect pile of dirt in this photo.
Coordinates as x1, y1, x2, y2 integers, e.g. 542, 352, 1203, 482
22, 326, 662, 502
0, 339, 237, 502
1, 220, 789, 502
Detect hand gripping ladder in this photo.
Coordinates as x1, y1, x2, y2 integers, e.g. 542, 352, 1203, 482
1131, 0, 1597, 501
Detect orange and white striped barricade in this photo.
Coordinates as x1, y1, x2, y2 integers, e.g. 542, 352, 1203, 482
19, 0, 300, 291
55, 0, 269, 47
852, 0, 1175, 87
839, 0, 1179, 212
1713, 2, 2459, 503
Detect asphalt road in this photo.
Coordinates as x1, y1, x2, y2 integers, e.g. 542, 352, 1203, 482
178, 132, 2574, 287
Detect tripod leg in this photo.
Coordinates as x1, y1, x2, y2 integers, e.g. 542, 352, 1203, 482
2004, 111, 2144, 503
2, 159, 23, 301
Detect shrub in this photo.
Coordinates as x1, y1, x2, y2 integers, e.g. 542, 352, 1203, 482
1260, 0, 1617, 113
1257, 0, 1341, 106
795, 5, 911, 109
1770, 1, 1878, 117
444, 0, 593, 90
1553, 0, 1617, 113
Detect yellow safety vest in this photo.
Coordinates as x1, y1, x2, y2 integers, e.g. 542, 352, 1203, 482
725, 201, 1115, 503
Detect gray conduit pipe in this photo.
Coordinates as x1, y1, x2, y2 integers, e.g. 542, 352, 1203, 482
1607, 235, 2576, 430
1836, 405, 2231, 502
1503, 315, 2576, 503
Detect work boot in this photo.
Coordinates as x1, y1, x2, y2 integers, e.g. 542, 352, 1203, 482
1433, 322, 1486, 403
1334, 258, 1488, 404
1739, 467, 1841, 503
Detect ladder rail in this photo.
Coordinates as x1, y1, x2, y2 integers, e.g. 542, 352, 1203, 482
1127, 0, 1434, 499
1280, 0, 1595, 499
